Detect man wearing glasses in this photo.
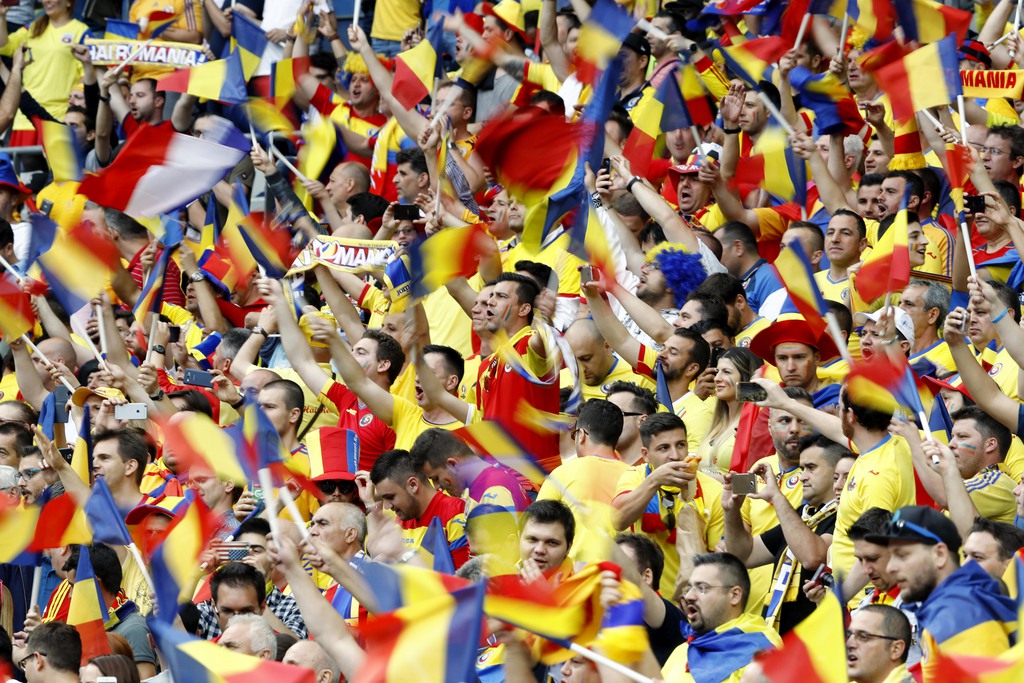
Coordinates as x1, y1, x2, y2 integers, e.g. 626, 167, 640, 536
16, 447, 53, 505
661, 552, 781, 683
14, 621, 80, 683
866, 505, 1016, 681
846, 605, 913, 683
196, 561, 266, 640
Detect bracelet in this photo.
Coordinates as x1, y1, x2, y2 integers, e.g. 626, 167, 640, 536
626, 176, 642, 193
230, 395, 245, 410
722, 126, 741, 135
149, 389, 166, 401
98, 93, 111, 103
992, 307, 1009, 324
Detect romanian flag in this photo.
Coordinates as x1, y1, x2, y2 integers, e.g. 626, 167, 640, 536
68, 545, 111, 663
688, 614, 781, 683
720, 36, 789, 87
219, 185, 257, 281
246, 98, 295, 139
731, 124, 806, 204
574, 0, 636, 85
105, 19, 140, 40
788, 67, 866, 137
772, 239, 828, 337
85, 478, 134, 546
139, 9, 177, 38
41, 120, 84, 183
759, 590, 847, 683
149, 618, 317, 683
847, 0, 898, 46
676, 62, 716, 128
357, 583, 485, 683
230, 13, 268, 80
0, 492, 91, 564
873, 34, 962, 123
133, 243, 174, 326
38, 221, 120, 314
0, 273, 34, 340
236, 211, 294, 279
270, 56, 310, 108
408, 222, 491, 296
893, 0, 971, 45
941, 142, 974, 217
360, 561, 469, 613
420, 517, 456, 574
162, 412, 249, 485
158, 50, 248, 105
149, 494, 220, 621
70, 405, 94, 484
455, 421, 549, 485
622, 83, 665, 178
26, 213, 58, 270
474, 108, 578, 204
847, 352, 932, 418
854, 197, 911, 302
295, 116, 347, 209
592, 576, 649, 663
654, 66, 698, 136
392, 21, 445, 111
655, 362, 673, 413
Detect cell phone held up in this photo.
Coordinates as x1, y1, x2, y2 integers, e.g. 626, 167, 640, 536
580, 265, 594, 284
183, 369, 215, 388
393, 204, 421, 221
737, 382, 768, 403
963, 195, 986, 215
731, 473, 758, 495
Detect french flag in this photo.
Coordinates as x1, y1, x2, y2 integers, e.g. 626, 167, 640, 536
79, 117, 249, 218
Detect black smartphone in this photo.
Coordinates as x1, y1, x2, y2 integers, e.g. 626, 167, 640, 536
708, 346, 723, 369
600, 158, 611, 176
57, 446, 74, 464
964, 195, 986, 214
39, 199, 54, 216
737, 381, 768, 403
393, 204, 420, 221
731, 473, 758, 495
183, 369, 215, 388
54, 385, 70, 424
167, 325, 181, 343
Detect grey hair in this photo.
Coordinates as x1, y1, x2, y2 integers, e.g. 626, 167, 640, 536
909, 279, 950, 332
337, 502, 368, 544
843, 134, 865, 167
0, 465, 16, 490
226, 613, 277, 659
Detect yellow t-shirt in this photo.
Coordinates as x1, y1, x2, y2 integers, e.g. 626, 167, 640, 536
422, 287, 474, 359
370, 0, 420, 41
918, 220, 953, 277
559, 356, 657, 402
392, 394, 464, 451
0, 371, 20, 403
987, 347, 1020, 401
1000, 436, 1024, 483
674, 392, 717, 456
614, 466, 725, 594
1, 19, 90, 132
35, 181, 85, 230
909, 341, 956, 376
700, 204, 790, 242
459, 354, 483, 406
504, 235, 585, 297
255, 366, 340, 434
964, 465, 1017, 524
537, 455, 631, 563
814, 270, 851, 309
735, 316, 770, 349
831, 435, 916, 576
695, 425, 735, 477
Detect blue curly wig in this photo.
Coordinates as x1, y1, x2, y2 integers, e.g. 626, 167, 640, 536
655, 247, 707, 309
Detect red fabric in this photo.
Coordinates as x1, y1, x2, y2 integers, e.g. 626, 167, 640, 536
128, 245, 185, 308
324, 381, 396, 471
399, 490, 470, 568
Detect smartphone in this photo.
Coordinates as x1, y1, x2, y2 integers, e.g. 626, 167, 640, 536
708, 346, 723, 369
167, 325, 181, 343
57, 447, 74, 464
39, 199, 54, 216
580, 265, 594, 284
809, 564, 835, 589
393, 204, 420, 221
54, 385, 70, 424
600, 158, 611, 176
964, 195, 986, 214
731, 473, 758, 495
183, 369, 215, 388
114, 403, 148, 420
737, 382, 768, 403
96, 678, 119, 683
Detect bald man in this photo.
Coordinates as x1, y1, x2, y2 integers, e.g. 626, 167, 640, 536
563, 319, 656, 402
9, 336, 80, 412
283, 640, 341, 683
325, 162, 371, 217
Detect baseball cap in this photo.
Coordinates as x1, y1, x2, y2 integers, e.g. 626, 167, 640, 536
622, 33, 651, 59
865, 505, 962, 553
72, 386, 127, 408
667, 144, 724, 180
853, 307, 915, 346
125, 495, 190, 525
958, 40, 992, 68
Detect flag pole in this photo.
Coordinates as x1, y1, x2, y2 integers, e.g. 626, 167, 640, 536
919, 108, 945, 133
23, 335, 76, 393
352, 0, 362, 31
756, 91, 796, 137
429, 85, 462, 130
71, 317, 110, 372
956, 95, 967, 146
267, 133, 310, 182
0, 253, 23, 282
960, 219, 978, 278
276, 486, 310, 542
126, 542, 158, 607
258, 467, 283, 541
837, 13, 849, 58
111, 38, 154, 76
567, 643, 654, 683
993, 30, 1015, 48
95, 304, 109, 360
1012, 3, 1022, 60
793, 13, 812, 51
144, 314, 159, 365
30, 564, 42, 612
636, 18, 670, 42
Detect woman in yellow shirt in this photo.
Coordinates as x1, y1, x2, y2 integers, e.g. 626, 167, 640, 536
695, 348, 761, 481
0, 0, 91, 145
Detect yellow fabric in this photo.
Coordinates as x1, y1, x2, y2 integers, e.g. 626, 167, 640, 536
121, 551, 153, 615
917, 222, 951, 277
35, 181, 85, 230
909, 341, 956, 376
674, 392, 716, 456
504, 235, 585, 297
266, 368, 341, 433
392, 394, 463, 450
1000, 436, 1024, 482
422, 287, 474, 359
370, 0, 420, 41
988, 347, 1020, 401
391, 359, 418, 403
963, 466, 1017, 524
0, 372, 20, 403
735, 317, 770, 349
537, 455, 631, 563
831, 436, 916, 576
700, 205, 790, 241
695, 425, 735, 477
661, 613, 782, 683
559, 357, 657, 402
459, 355, 482, 406
128, 0, 203, 79
359, 286, 390, 331
814, 270, 851, 309
1, 20, 90, 132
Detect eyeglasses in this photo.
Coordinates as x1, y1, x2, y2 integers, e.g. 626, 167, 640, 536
17, 651, 45, 670
978, 146, 1010, 157
686, 583, 736, 596
16, 468, 42, 481
214, 605, 259, 618
317, 480, 357, 495
570, 427, 588, 440
891, 516, 946, 546
846, 630, 900, 644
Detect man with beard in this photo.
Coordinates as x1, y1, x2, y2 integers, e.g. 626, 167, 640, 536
661, 553, 781, 683
868, 506, 1016, 680
846, 606, 914, 683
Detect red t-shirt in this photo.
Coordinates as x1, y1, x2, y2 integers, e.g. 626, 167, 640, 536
400, 490, 470, 569
129, 245, 185, 308
322, 379, 396, 471
476, 328, 560, 474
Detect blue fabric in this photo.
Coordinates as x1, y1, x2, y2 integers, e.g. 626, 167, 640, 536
687, 626, 775, 683
913, 560, 1017, 646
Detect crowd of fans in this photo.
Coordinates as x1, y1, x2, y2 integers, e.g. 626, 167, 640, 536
1, 1, 1024, 683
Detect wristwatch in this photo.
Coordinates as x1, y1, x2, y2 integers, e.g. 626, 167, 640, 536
251, 325, 269, 337
151, 344, 166, 355
590, 191, 603, 209
189, 271, 206, 283
149, 389, 166, 401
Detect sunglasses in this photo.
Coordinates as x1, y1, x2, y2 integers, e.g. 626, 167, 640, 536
317, 480, 357, 495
